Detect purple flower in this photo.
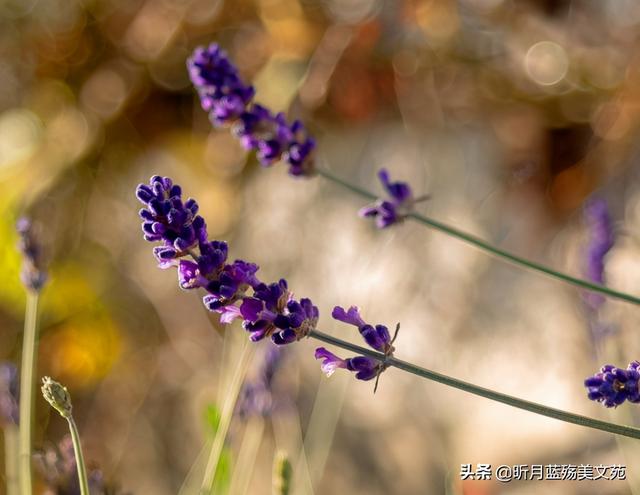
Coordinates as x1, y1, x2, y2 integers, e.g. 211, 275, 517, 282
187, 44, 316, 177
16, 218, 47, 291
187, 43, 255, 125
358, 169, 425, 228
583, 198, 614, 310
136, 175, 319, 343
314, 348, 383, 381
332, 306, 394, 354
240, 280, 318, 344
316, 307, 398, 384
202, 259, 260, 312
0, 362, 19, 426
137, 176, 207, 265
585, 361, 640, 408
284, 120, 315, 177
234, 104, 293, 167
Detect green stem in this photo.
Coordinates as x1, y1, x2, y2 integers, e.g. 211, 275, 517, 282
200, 343, 253, 494
315, 167, 640, 307
4, 425, 19, 495
18, 292, 39, 494
67, 416, 90, 495
309, 329, 640, 440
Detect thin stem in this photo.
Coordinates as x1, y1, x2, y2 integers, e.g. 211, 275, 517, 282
200, 343, 253, 494
18, 292, 39, 494
67, 416, 90, 495
4, 425, 19, 495
309, 329, 640, 440
315, 167, 640, 307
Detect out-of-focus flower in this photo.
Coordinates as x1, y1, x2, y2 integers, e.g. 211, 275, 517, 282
0, 362, 19, 426
136, 175, 318, 344
583, 198, 614, 310
187, 43, 255, 126
584, 361, 640, 408
236, 346, 287, 418
359, 169, 426, 229
187, 44, 316, 177
34, 435, 130, 495
17, 218, 47, 291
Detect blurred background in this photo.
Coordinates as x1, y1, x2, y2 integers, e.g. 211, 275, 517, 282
3, 0, 640, 493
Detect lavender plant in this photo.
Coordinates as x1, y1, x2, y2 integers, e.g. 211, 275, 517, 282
136, 174, 640, 448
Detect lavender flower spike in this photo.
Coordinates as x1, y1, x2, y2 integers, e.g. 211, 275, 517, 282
187, 43, 255, 126
16, 218, 47, 291
585, 361, 640, 408
187, 44, 316, 177
136, 175, 207, 266
583, 198, 614, 310
358, 169, 428, 229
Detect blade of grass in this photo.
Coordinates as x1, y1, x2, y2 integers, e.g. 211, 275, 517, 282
18, 292, 39, 494
200, 341, 254, 494
4, 425, 19, 495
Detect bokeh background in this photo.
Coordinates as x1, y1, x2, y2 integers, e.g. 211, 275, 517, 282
3, 0, 640, 493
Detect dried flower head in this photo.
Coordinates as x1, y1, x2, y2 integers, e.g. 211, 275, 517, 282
41, 376, 72, 419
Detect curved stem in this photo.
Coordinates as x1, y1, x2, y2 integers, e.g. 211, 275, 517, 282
18, 292, 39, 494
315, 167, 640, 307
67, 416, 90, 495
309, 329, 640, 440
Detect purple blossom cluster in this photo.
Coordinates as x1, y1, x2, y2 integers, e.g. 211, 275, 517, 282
16, 218, 47, 291
187, 44, 315, 177
0, 362, 19, 427
585, 361, 640, 408
315, 306, 395, 383
136, 175, 318, 345
359, 169, 426, 229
